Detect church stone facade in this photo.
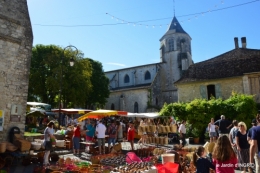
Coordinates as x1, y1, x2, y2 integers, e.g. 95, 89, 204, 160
0, 0, 33, 141
105, 16, 193, 113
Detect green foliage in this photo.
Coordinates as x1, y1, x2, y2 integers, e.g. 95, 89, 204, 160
160, 92, 257, 136
28, 45, 109, 109
191, 127, 200, 138
84, 58, 110, 108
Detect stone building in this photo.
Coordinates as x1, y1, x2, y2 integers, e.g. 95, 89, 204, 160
175, 37, 260, 103
0, 0, 33, 141
105, 16, 193, 112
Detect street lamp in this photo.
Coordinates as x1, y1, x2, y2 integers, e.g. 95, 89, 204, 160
58, 45, 78, 128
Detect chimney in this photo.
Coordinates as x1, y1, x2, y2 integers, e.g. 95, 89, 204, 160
241, 37, 247, 48
234, 37, 239, 49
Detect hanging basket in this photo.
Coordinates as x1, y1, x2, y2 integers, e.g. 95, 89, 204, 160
0, 142, 7, 153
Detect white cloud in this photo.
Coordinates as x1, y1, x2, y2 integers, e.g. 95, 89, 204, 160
107, 62, 126, 67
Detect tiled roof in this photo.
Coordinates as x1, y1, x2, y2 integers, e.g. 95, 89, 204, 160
175, 48, 260, 84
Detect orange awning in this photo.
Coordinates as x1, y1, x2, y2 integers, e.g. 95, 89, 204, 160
78, 109, 127, 122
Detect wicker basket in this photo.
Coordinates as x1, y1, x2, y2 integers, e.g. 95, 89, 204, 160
164, 137, 168, 145
138, 126, 143, 135
145, 126, 150, 133
150, 125, 156, 132
6, 142, 18, 152
159, 137, 164, 145
155, 137, 160, 144
14, 139, 31, 152
140, 126, 146, 133
161, 126, 166, 133
165, 126, 171, 133
0, 142, 7, 153
170, 125, 177, 133
157, 125, 163, 133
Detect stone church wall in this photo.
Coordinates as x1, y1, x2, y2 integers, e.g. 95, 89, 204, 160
106, 64, 157, 90
105, 88, 149, 113
0, 0, 33, 141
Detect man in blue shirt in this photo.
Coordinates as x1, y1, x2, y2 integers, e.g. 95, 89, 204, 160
250, 114, 260, 173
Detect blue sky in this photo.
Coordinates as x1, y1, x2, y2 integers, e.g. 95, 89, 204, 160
27, 0, 260, 72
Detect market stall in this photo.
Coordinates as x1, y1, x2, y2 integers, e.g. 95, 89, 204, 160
77, 109, 128, 122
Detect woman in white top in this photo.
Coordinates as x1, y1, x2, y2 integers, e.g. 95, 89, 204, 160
208, 118, 217, 142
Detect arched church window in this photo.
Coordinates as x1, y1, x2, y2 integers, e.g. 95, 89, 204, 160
124, 74, 130, 83
111, 103, 115, 110
144, 71, 151, 80
134, 102, 138, 113
168, 38, 174, 51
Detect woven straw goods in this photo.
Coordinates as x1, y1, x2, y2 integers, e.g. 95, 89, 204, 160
155, 137, 160, 144
14, 139, 31, 152
207, 142, 215, 153
140, 126, 146, 133
150, 125, 156, 132
6, 142, 18, 152
170, 125, 177, 133
157, 125, 162, 133
164, 137, 168, 145
147, 137, 150, 144
14, 134, 22, 139
145, 126, 150, 133
138, 126, 143, 135
165, 126, 171, 133
151, 137, 155, 144
161, 126, 166, 133
159, 137, 164, 145
0, 142, 7, 153
153, 148, 158, 155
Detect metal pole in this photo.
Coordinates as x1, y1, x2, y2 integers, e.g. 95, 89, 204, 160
58, 45, 78, 129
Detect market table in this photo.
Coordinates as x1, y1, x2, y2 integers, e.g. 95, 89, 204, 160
80, 141, 95, 154
24, 132, 44, 141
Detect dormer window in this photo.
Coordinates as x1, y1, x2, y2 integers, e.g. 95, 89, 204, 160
124, 74, 130, 83
168, 38, 174, 51
145, 71, 151, 80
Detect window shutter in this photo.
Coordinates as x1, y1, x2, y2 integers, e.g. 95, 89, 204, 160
200, 85, 207, 99
215, 84, 222, 98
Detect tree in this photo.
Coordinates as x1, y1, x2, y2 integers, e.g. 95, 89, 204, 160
28, 44, 92, 108
84, 58, 110, 108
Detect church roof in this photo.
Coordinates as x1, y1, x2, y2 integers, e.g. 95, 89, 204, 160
167, 16, 187, 34
175, 48, 260, 84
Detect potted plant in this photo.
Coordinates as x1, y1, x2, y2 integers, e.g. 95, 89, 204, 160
192, 128, 200, 144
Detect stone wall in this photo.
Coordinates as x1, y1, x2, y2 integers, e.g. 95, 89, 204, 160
0, 0, 33, 141
105, 88, 149, 113
176, 77, 243, 102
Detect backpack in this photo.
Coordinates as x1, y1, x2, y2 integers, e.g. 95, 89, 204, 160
109, 125, 117, 135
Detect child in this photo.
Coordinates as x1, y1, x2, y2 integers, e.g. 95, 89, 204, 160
212, 135, 237, 173
193, 146, 215, 173
127, 121, 135, 151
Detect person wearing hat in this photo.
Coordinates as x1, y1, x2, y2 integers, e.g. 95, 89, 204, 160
72, 123, 81, 155
249, 116, 260, 173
